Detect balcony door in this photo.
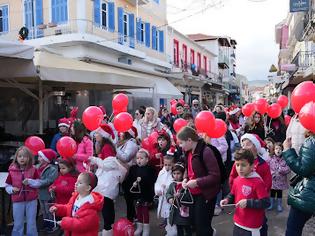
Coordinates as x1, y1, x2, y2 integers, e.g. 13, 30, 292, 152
24, 0, 43, 39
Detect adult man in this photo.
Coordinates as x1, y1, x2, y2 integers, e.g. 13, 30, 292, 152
191, 99, 201, 118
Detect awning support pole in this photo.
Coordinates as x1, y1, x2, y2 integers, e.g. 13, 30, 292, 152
39, 80, 43, 134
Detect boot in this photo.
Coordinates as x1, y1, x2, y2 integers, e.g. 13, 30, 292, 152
267, 198, 274, 210
142, 224, 150, 236
102, 229, 113, 236
134, 223, 143, 236
277, 198, 283, 212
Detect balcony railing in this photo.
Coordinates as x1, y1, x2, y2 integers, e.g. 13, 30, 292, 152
291, 50, 315, 72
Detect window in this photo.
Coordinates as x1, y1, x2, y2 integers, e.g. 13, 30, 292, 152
174, 39, 179, 66
182, 44, 187, 65
123, 12, 128, 41
101, 1, 108, 28
51, 0, 68, 24
190, 49, 195, 65
197, 53, 201, 69
140, 22, 144, 42
203, 56, 207, 73
24, 0, 43, 38
0, 5, 8, 33
152, 27, 158, 50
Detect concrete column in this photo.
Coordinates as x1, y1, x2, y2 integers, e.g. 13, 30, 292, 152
77, 0, 87, 33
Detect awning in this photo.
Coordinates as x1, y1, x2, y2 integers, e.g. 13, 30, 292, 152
0, 40, 34, 59
153, 77, 183, 97
33, 51, 156, 89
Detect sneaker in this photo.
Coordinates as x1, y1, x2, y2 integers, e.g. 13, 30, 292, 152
214, 205, 222, 216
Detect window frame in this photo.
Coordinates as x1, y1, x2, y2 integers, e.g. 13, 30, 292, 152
190, 49, 195, 65
174, 39, 179, 67
101, 0, 108, 29
0, 7, 3, 33
0, 4, 9, 33
123, 12, 129, 42
51, 0, 68, 25
140, 21, 145, 43
197, 52, 201, 70
182, 44, 187, 65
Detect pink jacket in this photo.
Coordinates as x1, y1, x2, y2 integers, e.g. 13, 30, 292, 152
210, 137, 228, 162
6, 164, 39, 202
268, 155, 290, 190
75, 136, 93, 172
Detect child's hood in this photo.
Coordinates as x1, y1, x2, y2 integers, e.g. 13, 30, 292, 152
87, 192, 104, 211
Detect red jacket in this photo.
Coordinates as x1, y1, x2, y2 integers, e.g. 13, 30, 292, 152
229, 156, 272, 192
55, 192, 104, 236
49, 173, 78, 204
6, 164, 39, 202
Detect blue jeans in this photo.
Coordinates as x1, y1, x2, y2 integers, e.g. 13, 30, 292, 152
285, 206, 313, 236
12, 200, 38, 236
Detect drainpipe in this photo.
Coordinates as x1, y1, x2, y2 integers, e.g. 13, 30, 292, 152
39, 80, 43, 134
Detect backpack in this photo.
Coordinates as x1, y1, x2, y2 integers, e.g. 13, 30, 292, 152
200, 142, 227, 185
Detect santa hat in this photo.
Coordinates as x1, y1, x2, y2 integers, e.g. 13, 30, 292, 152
58, 117, 71, 128
127, 126, 138, 138
241, 133, 266, 154
38, 149, 57, 163
157, 130, 170, 141
95, 124, 115, 139
166, 146, 176, 156
228, 105, 240, 115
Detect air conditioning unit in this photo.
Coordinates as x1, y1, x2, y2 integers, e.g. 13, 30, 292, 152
55, 29, 62, 35
118, 56, 132, 65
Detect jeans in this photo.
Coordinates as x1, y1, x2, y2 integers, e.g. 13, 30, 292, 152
12, 200, 38, 236
190, 195, 216, 236
285, 206, 313, 236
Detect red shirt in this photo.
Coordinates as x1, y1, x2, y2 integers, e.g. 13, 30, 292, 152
187, 152, 202, 195
231, 175, 269, 229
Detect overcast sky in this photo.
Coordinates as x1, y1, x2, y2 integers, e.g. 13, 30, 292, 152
166, 0, 289, 81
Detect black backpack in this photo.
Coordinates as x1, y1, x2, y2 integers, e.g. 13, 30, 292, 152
200, 142, 227, 185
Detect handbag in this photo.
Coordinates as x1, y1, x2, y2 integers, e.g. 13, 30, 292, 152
179, 188, 194, 205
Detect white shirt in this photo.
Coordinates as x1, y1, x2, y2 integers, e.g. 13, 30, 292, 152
72, 194, 94, 216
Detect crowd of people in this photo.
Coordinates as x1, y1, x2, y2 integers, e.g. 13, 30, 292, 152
4, 98, 315, 236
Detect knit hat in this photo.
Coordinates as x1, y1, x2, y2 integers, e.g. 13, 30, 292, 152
95, 124, 115, 139
58, 117, 71, 128
157, 130, 170, 141
241, 133, 265, 154
127, 126, 138, 138
38, 149, 57, 163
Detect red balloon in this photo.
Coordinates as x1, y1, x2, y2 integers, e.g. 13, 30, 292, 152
171, 103, 177, 115
173, 118, 188, 133
113, 112, 133, 132
277, 95, 288, 109
207, 119, 227, 138
113, 218, 134, 236
56, 136, 77, 158
170, 99, 177, 105
299, 101, 315, 133
82, 106, 103, 131
148, 131, 159, 144
284, 115, 291, 127
178, 99, 185, 106
113, 107, 127, 116
291, 81, 315, 113
141, 137, 152, 151
242, 103, 255, 117
25, 136, 45, 155
112, 93, 129, 112
254, 98, 268, 114
195, 111, 215, 134
267, 103, 282, 119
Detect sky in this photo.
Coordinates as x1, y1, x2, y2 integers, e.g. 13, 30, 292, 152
166, 0, 289, 81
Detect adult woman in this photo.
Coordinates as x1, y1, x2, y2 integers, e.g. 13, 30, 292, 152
266, 116, 287, 143
140, 107, 173, 143
71, 120, 93, 172
283, 130, 315, 236
244, 112, 265, 140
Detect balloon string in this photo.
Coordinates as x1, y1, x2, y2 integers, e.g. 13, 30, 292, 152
108, 112, 114, 123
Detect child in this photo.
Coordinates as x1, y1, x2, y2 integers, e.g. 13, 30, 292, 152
49, 158, 78, 204
5, 146, 40, 236
166, 163, 191, 236
88, 155, 128, 235
264, 137, 275, 159
50, 172, 104, 236
93, 123, 116, 160
221, 149, 270, 236
124, 149, 157, 236
150, 131, 171, 171
267, 142, 290, 212
24, 148, 59, 232
154, 155, 175, 234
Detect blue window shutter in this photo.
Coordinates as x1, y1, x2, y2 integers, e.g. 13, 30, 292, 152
62, 0, 68, 22
129, 13, 135, 48
159, 30, 164, 52
93, 0, 100, 26
108, 2, 115, 32
118, 7, 124, 44
136, 18, 141, 42
145, 22, 150, 48
35, 0, 43, 25
2, 6, 8, 32
152, 26, 156, 50
52, 0, 56, 23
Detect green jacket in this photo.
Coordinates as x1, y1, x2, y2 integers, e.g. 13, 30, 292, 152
283, 135, 315, 214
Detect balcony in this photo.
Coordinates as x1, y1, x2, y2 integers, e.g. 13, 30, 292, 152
125, 0, 150, 6
291, 50, 315, 73
218, 49, 229, 69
